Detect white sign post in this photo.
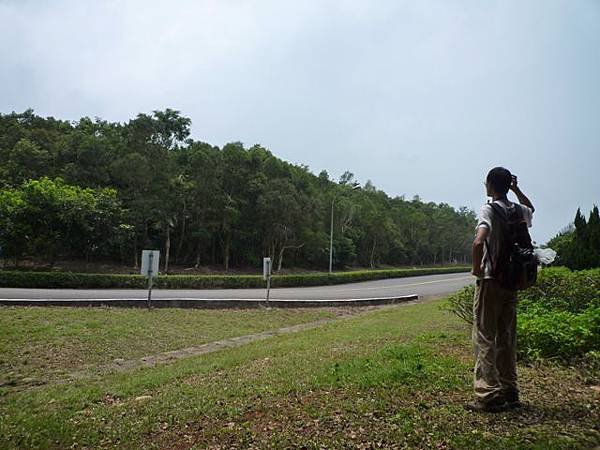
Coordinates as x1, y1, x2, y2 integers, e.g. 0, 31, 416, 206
141, 250, 160, 308
263, 257, 272, 306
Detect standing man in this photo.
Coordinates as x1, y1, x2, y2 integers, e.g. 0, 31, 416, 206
467, 167, 535, 412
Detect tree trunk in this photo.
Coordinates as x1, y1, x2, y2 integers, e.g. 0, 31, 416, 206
195, 239, 202, 268
143, 221, 149, 249
370, 237, 377, 269
211, 236, 216, 265
278, 243, 304, 272
133, 238, 138, 269
223, 234, 230, 271
277, 245, 285, 272
175, 205, 186, 264
164, 223, 171, 273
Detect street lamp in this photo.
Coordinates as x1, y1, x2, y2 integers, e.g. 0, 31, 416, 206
329, 184, 360, 274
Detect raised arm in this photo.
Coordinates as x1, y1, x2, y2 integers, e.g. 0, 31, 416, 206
510, 175, 534, 213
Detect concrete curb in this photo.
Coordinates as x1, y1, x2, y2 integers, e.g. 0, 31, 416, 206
0, 294, 418, 309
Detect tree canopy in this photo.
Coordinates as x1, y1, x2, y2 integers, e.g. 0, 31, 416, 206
0, 109, 477, 271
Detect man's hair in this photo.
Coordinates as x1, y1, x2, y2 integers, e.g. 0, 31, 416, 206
486, 167, 512, 195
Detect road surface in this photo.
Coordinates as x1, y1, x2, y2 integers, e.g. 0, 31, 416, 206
0, 272, 473, 308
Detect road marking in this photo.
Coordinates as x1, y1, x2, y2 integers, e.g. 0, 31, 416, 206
280, 276, 473, 294
0, 295, 419, 303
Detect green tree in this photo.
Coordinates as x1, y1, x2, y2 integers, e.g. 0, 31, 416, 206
4, 138, 51, 185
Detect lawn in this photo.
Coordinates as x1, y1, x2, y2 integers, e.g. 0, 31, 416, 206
0, 300, 598, 449
0, 307, 337, 386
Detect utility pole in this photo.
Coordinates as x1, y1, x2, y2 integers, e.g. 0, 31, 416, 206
329, 197, 335, 274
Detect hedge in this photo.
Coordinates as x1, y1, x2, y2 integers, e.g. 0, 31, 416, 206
0, 266, 470, 289
443, 267, 600, 363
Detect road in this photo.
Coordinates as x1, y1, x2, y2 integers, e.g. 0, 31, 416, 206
0, 272, 473, 307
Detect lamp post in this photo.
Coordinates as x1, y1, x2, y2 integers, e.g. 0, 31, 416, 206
329, 185, 360, 274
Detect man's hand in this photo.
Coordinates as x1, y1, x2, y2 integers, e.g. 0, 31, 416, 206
509, 174, 535, 212
471, 267, 484, 278
510, 175, 519, 192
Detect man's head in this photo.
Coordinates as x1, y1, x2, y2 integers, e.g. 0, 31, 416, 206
485, 167, 512, 197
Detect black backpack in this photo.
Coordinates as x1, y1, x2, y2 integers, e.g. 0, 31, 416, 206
486, 203, 538, 290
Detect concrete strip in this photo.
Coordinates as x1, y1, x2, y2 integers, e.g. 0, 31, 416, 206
82, 300, 419, 375
0, 294, 418, 308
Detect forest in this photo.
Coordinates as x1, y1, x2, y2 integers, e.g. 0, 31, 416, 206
0, 109, 476, 272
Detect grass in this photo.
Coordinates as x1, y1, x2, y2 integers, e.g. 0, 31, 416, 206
0, 300, 598, 449
0, 307, 337, 385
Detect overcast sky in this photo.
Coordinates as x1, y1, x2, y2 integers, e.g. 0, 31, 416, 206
1, 0, 599, 244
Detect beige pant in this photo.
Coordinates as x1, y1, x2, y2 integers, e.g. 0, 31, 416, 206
472, 279, 518, 402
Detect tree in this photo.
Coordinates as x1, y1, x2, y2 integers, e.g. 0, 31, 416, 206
4, 138, 51, 185
0, 110, 480, 271
0, 189, 28, 265
0, 178, 129, 266
588, 205, 600, 267
548, 207, 600, 270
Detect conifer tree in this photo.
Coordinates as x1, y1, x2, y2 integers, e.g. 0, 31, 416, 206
588, 205, 600, 267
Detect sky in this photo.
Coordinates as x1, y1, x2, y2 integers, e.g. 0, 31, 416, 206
1, 0, 599, 244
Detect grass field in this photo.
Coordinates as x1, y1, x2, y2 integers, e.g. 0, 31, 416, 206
0, 300, 598, 449
0, 307, 338, 387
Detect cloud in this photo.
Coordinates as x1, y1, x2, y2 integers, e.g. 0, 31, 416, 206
1, 0, 599, 243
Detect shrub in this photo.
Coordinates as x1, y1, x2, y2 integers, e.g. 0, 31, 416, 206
519, 267, 600, 313
444, 267, 600, 325
517, 306, 600, 361
443, 267, 600, 363
444, 285, 474, 325
0, 266, 470, 289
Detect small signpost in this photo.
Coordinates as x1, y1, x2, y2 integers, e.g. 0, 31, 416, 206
141, 250, 160, 309
263, 257, 272, 307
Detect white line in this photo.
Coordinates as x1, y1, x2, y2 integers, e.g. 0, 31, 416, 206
0, 295, 418, 303
283, 276, 473, 294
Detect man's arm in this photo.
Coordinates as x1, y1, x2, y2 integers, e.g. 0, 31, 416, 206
510, 175, 534, 212
472, 226, 489, 277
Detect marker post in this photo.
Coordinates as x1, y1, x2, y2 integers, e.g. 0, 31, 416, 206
141, 250, 160, 309
263, 257, 272, 307
147, 252, 154, 309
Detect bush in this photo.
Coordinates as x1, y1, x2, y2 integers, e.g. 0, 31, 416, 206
444, 268, 600, 325
0, 266, 470, 289
519, 267, 600, 313
444, 285, 474, 325
443, 267, 600, 363
517, 306, 600, 361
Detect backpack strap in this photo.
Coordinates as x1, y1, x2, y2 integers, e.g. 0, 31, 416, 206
484, 236, 494, 274
491, 201, 525, 224
484, 202, 512, 277
489, 202, 508, 222
482, 203, 497, 275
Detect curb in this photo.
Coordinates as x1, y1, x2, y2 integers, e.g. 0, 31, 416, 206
0, 294, 418, 309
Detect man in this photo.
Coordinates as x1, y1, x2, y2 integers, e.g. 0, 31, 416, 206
467, 167, 535, 412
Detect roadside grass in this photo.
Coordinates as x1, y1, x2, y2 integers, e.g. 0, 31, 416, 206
0, 300, 598, 449
0, 307, 336, 385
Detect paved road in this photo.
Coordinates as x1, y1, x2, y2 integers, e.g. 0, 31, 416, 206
0, 272, 473, 303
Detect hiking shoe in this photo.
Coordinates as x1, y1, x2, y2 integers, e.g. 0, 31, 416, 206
504, 392, 523, 410
464, 398, 508, 413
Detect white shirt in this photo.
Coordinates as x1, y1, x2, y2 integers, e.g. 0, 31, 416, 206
475, 199, 533, 279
